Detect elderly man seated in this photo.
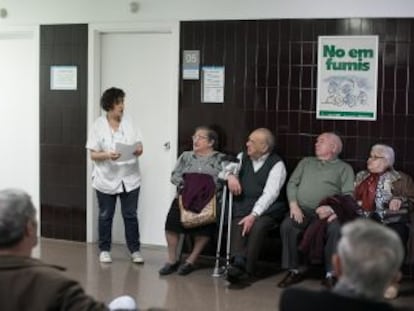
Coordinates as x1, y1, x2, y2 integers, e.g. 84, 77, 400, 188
278, 132, 355, 288
223, 128, 287, 283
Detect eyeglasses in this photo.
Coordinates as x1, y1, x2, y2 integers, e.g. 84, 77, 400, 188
369, 155, 385, 160
192, 135, 208, 141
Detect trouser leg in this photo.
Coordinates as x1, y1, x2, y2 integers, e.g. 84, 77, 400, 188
96, 190, 117, 251
230, 216, 245, 258
324, 220, 341, 272
245, 215, 275, 274
280, 216, 308, 270
387, 222, 409, 268
120, 187, 140, 253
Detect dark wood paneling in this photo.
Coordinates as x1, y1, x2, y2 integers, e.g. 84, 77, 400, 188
40, 24, 88, 241
179, 19, 414, 178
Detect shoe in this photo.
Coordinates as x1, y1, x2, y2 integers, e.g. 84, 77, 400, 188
384, 284, 399, 299
226, 264, 246, 284
277, 271, 305, 288
177, 262, 195, 276
321, 275, 337, 289
131, 251, 144, 264
99, 251, 112, 263
159, 262, 180, 275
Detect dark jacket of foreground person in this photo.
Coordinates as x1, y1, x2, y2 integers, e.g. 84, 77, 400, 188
280, 287, 414, 311
0, 255, 108, 311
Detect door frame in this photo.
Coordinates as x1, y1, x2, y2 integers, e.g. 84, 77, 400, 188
87, 22, 180, 243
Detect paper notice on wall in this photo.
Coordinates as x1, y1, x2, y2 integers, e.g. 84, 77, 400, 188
50, 66, 77, 90
201, 66, 225, 103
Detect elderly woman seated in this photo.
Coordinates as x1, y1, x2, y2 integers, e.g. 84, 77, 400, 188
354, 143, 414, 299
159, 126, 225, 276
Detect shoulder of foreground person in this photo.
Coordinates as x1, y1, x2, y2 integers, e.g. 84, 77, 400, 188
0, 256, 109, 311
279, 287, 406, 311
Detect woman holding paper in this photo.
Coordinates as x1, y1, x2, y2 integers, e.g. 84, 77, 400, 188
86, 87, 144, 264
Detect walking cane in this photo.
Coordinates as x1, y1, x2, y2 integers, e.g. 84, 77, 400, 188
225, 189, 233, 272
212, 183, 227, 277
212, 155, 239, 277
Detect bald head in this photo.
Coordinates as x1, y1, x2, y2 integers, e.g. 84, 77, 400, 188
246, 128, 275, 159
315, 132, 343, 160
255, 128, 275, 151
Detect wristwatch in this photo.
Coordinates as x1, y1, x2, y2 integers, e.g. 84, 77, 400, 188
251, 211, 259, 218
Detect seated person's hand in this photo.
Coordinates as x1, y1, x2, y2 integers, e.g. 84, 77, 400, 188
227, 174, 242, 195
389, 198, 402, 211
315, 205, 334, 220
327, 213, 337, 223
238, 214, 256, 237
289, 201, 304, 224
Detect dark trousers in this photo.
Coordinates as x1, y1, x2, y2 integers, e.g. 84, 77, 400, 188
387, 222, 409, 268
231, 215, 275, 274
96, 187, 140, 253
280, 211, 341, 272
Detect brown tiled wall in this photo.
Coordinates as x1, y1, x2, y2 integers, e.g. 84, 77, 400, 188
179, 19, 414, 176
40, 24, 88, 241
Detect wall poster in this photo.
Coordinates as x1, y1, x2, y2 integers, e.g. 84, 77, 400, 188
317, 36, 378, 120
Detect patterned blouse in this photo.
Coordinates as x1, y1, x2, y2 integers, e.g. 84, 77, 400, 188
171, 151, 225, 188
355, 169, 404, 213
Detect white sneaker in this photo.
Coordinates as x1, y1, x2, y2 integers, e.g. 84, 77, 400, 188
384, 284, 399, 299
131, 251, 144, 264
108, 295, 137, 310
99, 251, 112, 263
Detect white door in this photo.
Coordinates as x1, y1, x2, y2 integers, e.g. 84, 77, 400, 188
0, 30, 39, 214
99, 31, 177, 246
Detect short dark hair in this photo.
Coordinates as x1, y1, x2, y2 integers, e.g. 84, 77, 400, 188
195, 126, 219, 149
100, 87, 125, 111
0, 189, 36, 248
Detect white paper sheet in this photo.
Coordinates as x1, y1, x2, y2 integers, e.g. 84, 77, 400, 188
115, 142, 139, 162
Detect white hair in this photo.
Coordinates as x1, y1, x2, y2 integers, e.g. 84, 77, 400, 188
0, 188, 36, 248
337, 219, 404, 300
371, 144, 395, 167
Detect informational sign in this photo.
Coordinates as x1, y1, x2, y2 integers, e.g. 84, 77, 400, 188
201, 66, 225, 103
182, 50, 200, 80
316, 36, 378, 120
50, 66, 78, 90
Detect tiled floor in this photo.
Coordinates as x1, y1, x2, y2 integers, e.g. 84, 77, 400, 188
34, 238, 414, 310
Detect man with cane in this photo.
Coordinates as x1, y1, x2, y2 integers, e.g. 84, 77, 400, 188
222, 128, 287, 283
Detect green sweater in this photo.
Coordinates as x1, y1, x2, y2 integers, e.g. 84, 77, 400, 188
287, 157, 355, 210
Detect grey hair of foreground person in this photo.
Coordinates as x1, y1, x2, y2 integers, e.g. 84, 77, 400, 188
335, 219, 404, 300
0, 188, 36, 248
